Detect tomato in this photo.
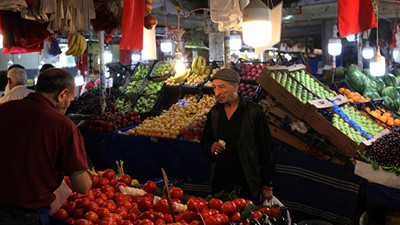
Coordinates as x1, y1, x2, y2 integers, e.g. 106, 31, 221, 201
209, 198, 223, 210
73, 208, 84, 219
182, 210, 199, 222
115, 206, 129, 219
109, 177, 118, 186
118, 200, 133, 210
251, 210, 263, 221
233, 198, 246, 211
258, 207, 270, 214
138, 197, 152, 212
95, 192, 108, 202
61, 200, 69, 209
66, 218, 75, 224
154, 212, 164, 221
169, 187, 183, 199
85, 190, 95, 201
245, 199, 252, 205
143, 181, 158, 193
94, 198, 105, 207
92, 175, 99, 187
122, 220, 134, 225
115, 182, 128, 193
127, 212, 138, 222
139, 211, 155, 221
269, 206, 281, 218
75, 218, 94, 225
77, 198, 91, 209
201, 210, 212, 219
171, 198, 181, 204
104, 191, 114, 200
153, 199, 169, 213
54, 208, 69, 220
205, 215, 222, 225
92, 188, 102, 194
154, 219, 166, 225
97, 207, 111, 218
98, 218, 118, 225
64, 201, 77, 214
83, 211, 99, 223
216, 213, 229, 225
132, 196, 142, 203
102, 185, 115, 194
103, 200, 117, 212
143, 193, 155, 203
85, 202, 99, 213
220, 201, 236, 217
68, 193, 82, 201
133, 219, 143, 225
97, 177, 110, 187
208, 209, 219, 216
141, 219, 155, 225
163, 213, 173, 223
229, 212, 241, 223
103, 169, 116, 180
190, 221, 201, 225
118, 174, 132, 186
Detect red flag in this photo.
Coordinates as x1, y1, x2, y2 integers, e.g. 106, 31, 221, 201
120, 0, 144, 50
338, 0, 377, 37
392, 20, 398, 49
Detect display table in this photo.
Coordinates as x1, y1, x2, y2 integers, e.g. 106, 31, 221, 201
81, 128, 374, 224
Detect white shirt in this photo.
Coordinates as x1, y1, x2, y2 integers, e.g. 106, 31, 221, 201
0, 85, 34, 104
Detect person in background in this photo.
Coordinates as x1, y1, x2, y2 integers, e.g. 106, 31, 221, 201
34, 64, 55, 85
83, 74, 97, 93
0, 68, 92, 224
0, 71, 7, 97
0, 68, 34, 104
200, 68, 275, 204
4, 64, 25, 96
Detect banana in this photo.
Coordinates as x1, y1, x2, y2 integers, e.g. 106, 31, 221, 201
196, 56, 203, 74
67, 35, 72, 46
191, 56, 199, 74
200, 57, 206, 74
174, 69, 190, 83
68, 34, 77, 48
65, 41, 79, 55
78, 35, 87, 55
72, 36, 82, 56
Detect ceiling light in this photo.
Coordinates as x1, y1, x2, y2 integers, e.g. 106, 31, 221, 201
369, 1, 385, 76
242, 0, 272, 47
328, 25, 342, 56
346, 34, 356, 42
0, 34, 3, 49
230, 32, 242, 51
362, 41, 374, 59
393, 47, 400, 62
160, 38, 173, 53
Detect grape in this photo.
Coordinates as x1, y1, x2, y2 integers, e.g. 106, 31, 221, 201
317, 108, 333, 122
365, 127, 400, 168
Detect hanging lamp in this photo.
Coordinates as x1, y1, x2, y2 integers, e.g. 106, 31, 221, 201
370, 0, 385, 76
242, 0, 272, 47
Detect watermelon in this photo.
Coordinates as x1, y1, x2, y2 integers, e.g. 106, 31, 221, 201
363, 68, 375, 81
382, 96, 393, 110
345, 69, 367, 93
381, 86, 399, 100
382, 73, 398, 87
347, 64, 361, 71
335, 67, 346, 79
396, 76, 400, 85
363, 89, 381, 100
366, 80, 377, 90
394, 68, 400, 76
375, 79, 386, 94
393, 98, 400, 111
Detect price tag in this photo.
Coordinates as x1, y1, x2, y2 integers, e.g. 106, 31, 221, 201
150, 137, 158, 143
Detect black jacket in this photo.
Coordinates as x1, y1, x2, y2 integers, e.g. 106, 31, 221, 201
200, 96, 275, 199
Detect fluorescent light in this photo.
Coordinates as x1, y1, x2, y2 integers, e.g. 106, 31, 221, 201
242, 0, 272, 47
131, 53, 141, 62
328, 37, 342, 56
104, 50, 113, 64
0, 34, 3, 49
370, 51, 385, 76
284, 53, 292, 61
393, 47, 400, 62
74, 75, 84, 86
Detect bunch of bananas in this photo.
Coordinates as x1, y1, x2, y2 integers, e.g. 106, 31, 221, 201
166, 68, 191, 86
65, 34, 87, 56
191, 56, 207, 74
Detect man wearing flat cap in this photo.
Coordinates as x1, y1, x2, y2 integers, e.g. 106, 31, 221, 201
200, 68, 275, 203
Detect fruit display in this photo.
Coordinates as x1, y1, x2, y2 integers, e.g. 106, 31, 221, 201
331, 113, 367, 144
180, 118, 206, 141
165, 69, 191, 86
204, 67, 222, 87
116, 98, 133, 114
125, 80, 143, 95
56, 167, 285, 225
361, 127, 400, 172
68, 88, 122, 116
239, 63, 264, 80
134, 95, 158, 113
65, 34, 87, 56
290, 70, 334, 99
191, 56, 207, 75
345, 69, 367, 94
150, 62, 173, 78
132, 65, 151, 80
271, 71, 317, 103
142, 80, 164, 95
81, 103, 141, 132
184, 66, 212, 86
340, 105, 384, 137
238, 83, 258, 99
125, 94, 216, 139
316, 108, 333, 121
338, 88, 370, 103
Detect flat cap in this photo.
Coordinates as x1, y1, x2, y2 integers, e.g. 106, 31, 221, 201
210, 68, 240, 83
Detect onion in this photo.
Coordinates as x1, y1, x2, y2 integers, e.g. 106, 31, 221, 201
144, 14, 157, 30
145, 0, 152, 14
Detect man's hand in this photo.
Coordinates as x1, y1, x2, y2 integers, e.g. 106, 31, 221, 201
211, 141, 226, 155
260, 186, 273, 202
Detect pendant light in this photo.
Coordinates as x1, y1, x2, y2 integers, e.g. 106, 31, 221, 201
160, 27, 173, 53
171, 11, 186, 73
362, 41, 375, 59
393, 47, 400, 62
242, 0, 272, 47
370, 0, 385, 76
328, 25, 342, 56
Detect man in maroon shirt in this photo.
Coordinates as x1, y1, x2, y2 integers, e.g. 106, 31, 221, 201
0, 68, 92, 224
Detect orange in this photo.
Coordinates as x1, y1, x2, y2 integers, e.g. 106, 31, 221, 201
344, 89, 351, 96
380, 115, 388, 123
366, 107, 371, 113
395, 119, 400, 125
387, 119, 395, 126
339, 88, 345, 93
370, 111, 378, 118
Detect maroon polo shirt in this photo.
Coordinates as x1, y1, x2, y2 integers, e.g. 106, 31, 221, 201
0, 93, 88, 209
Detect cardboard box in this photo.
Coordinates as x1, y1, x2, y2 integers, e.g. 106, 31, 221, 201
257, 68, 310, 120
304, 101, 361, 157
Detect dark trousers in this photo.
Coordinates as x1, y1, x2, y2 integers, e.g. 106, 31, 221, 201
0, 203, 49, 225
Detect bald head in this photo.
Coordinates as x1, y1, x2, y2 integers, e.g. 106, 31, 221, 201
7, 68, 27, 89
36, 68, 75, 96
